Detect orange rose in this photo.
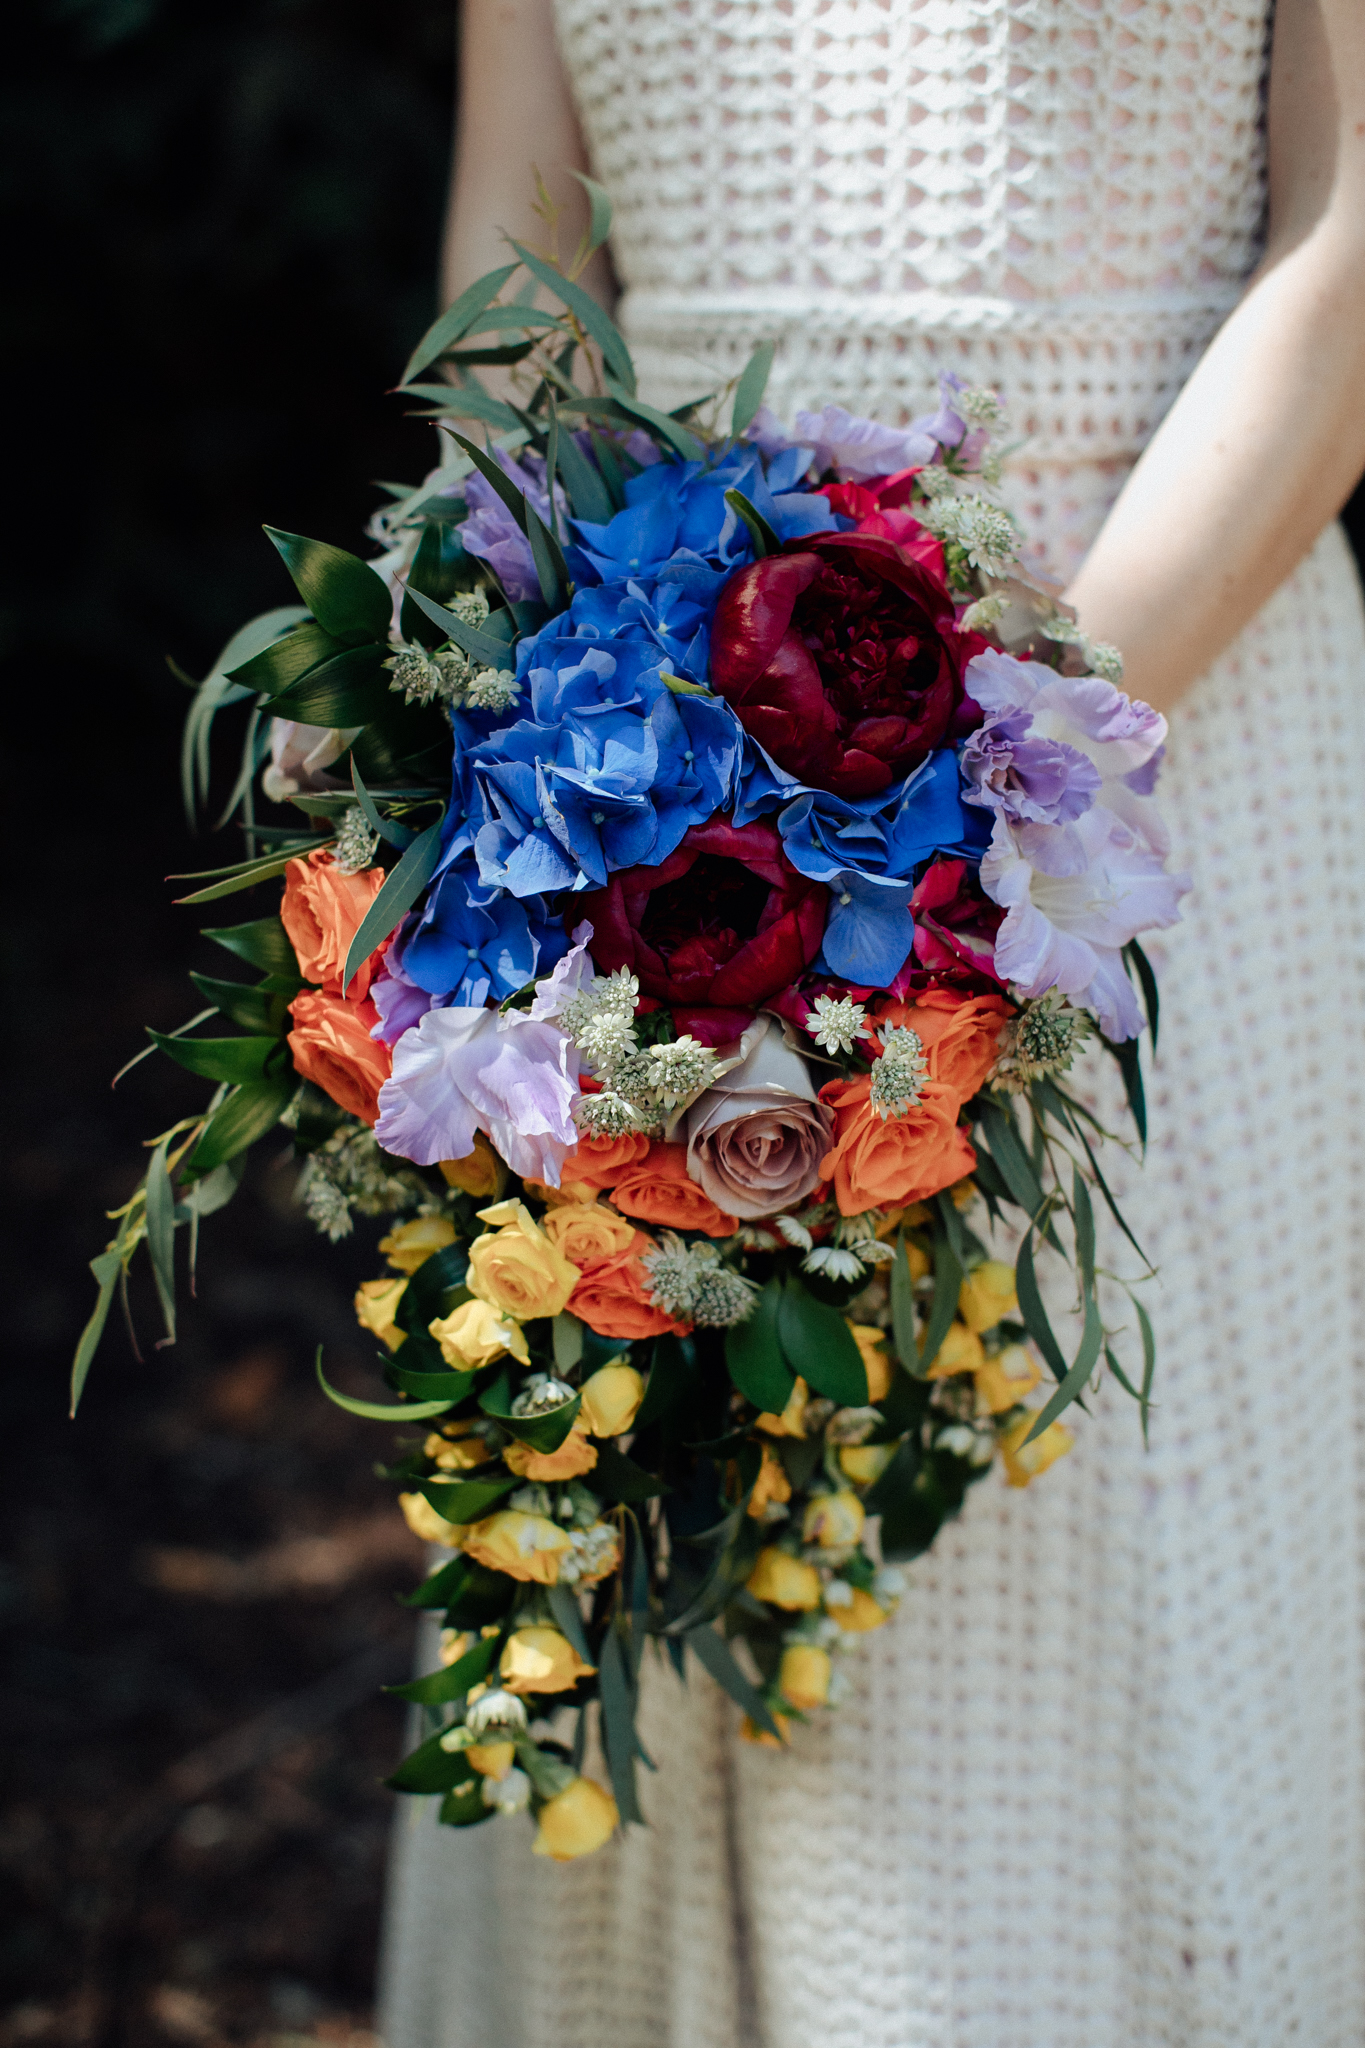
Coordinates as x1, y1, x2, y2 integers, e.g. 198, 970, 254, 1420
569, 1242, 689, 1341
610, 1143, 738, 1238
818, 1072, 976, 1216
281, 848, 387, 999
872, 989, 1012, 1104
541, 1202, 638, 1270
287, 989, 391, 1126
556, 1130, 653, 1197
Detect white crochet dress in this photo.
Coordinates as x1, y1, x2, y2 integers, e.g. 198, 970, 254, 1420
379, 4, 1365, 2043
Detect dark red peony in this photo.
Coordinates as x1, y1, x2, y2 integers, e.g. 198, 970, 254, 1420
577, 816, 827, 1025
709, 531, 967, 800
819, 468, 947, 581
899, 857, 1006, 993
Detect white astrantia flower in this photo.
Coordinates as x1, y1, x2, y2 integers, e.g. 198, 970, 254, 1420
869, 1025, 929, 1121
1087, 641, 1125, 684
803, 1246, 868, 1283
957, 385, 1008, 432
935, 1425, 978, 1458
773, 1213, 815, 1252
958, 593, 1009, 633
333, 804, 380, 875
914, 464, 958, 500
558, 1522, 620, 1587
640, 1035, 718, 1111
482, 1767, 531, 1813
511, 1375, 577, 1416
807, 994, 869, 1056
872, 1566, 907, 1605
643, 1234, 757, 1327
464, 1689, 529, 1737
823, 1578, 855, 1608
464, 666, 521, 713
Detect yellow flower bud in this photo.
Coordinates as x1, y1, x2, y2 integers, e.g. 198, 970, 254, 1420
925, 1320, 986, 1378
532, 1775, 619, 1861
740, 1711, 792, 1750
958, 1258, 1018, 1334
467, 1201, 579, 1322
438, 1629, 470, 1666
398, 1492, 465, 1547
439, 1132, 505, 1200
802, 1490, 865, 1549
460, 1510, 573, 1584
504, 1423, 599, 1483
756, 1376, 810, 1439
747, 1442, 793, 1519
428, 1297, 529, 1371
838, 1442, 895, 1486
746, 1547, 822, 1611
975, 1341, 1043, 1416
378, 1215, 458, 1275
423, 1422, 489, 1472
827, 1586, 890, 1633
498, 1625, 596, 1696
466, 1740, 516, 1780
778, 1644, 831, 1712
354, 1276, 408, 1352
847, 1322, 893, 1402
999, 1411, 1075, 1487
579, 1362, 645, 1438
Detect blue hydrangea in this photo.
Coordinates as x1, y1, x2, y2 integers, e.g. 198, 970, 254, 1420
393, 855, 568, 1004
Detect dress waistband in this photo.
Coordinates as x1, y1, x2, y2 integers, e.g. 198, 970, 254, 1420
620, 286, 1245, 468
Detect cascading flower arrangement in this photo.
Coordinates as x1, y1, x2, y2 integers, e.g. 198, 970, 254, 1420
79, 180, 1187, 1863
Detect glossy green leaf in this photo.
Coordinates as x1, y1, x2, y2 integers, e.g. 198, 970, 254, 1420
976, 1097, 1048, 1224
510, 241, 636, 394
686, 1624, 780, 1738
446, 430, 528, 532
861, 1431, 924, 1518
1072, 1163, 1096, 1296
731, 340, 776, 437
202, 915, 297, 976
184, 1076, 293, 1179
225, 619, 343, 697
524, 500, 570, 611
146, 1031, 280, 1085
341, 816, 444, 995
1022, 1287, 1103, 1443
724, 487, 778, 558
174, 846, 332, 907
1106, 1030, 1147, 1148
890, 1233, 920, 1371
399, 263, 519, 386
181, 605, 308, 822
418, 1473, 518, 1525
1125, 937, 1160, 1050
546, 1584, 592, 1662
315, 1349, 456, 1423
1134, 1292, 1157, 1445
145, 1136, 177, 1344
70, 1208, 132, 1416
777, 1279, 868, 1404
387, 1631, 501, 1706
186, 973, 289, 1036
551, 417, 615, 525
440, 340, 537, 368
724, 1278, 794, 1412
385, 1726, 479, 1796
264, 528, 392, 644
389, 1362, 476, 1404
478, 1380, 582, 1453
265, 642, 391, 727
592, 1443, 668, 1503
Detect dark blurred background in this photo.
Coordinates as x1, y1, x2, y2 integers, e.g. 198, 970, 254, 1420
4, 8, 1365, 2046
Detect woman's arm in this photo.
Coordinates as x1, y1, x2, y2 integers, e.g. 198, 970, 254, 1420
1064, 0, 1365, 712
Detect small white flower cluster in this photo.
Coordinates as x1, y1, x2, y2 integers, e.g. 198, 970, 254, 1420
558, 968, 720, 1136
385, 592, 522, 714
511, 1374, 577, 1416
642, 1233, 757, 1328
957, 385, 1009, 432
991, 989, 1093, 1091
558, 1522, 620, 1587
869, 1025, 929, 1121
920, 493, 1021, 577
1039, 611, 1126, 684
914, 464, 959, 501
291, 1120, 428, 1240
333, 804, 379, 875
806, 994, 869, 1057
958, 592, 1009, 633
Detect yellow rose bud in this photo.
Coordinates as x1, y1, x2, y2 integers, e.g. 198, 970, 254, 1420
423, 1424, 488, 1473
802, 1490, 865, 1548
398, 1491, 464, 1547
439, 1132, 505, 1200
1000, 1411, 1075, 1487
378, 1215, 458, 1275
467, 1200, 579, 1322
740, 1711, 791, 1749
354, 1276, 408, 1352
504, 1423, 599, 1482
532, 1775, 619, 1862
847, 1322, 893, 1402
466, 1740, 516, 1779
541, 1202, 637, 1271
428, 1296, 529, 1371
579, 1362, 646, 1438
747, 1442, 793, 1519
925, 1319, 986, 1378
746, 1547, 822, 1611
958, 1259, 1019, 1334
498, 1625, 597, 1696
778, 1644, 831, 1712
975, 1341, 1043, 1416
756, 1376, 810, 1439
438, 1628, 470, 1666
460, 1509, 573, 1584
827, 1586, 890, 1633
838, 1442, 895, 1486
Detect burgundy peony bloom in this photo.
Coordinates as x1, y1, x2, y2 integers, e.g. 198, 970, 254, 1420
896, 856, 1006, 993
819, 469, 948, 581
710, 531, 967, 800
577, 816, 827, 1017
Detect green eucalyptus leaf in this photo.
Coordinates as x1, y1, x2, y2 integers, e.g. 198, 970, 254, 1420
1125, 937, 1160, 1049
570, 169, 614, 255
524, 500, 570, 611
399, 263, 519, 386
685, 1624, 779, 1737
403, 586, 517, 670
604, 379, 702, 460
405, 385, 526, 433
591, 1443, 668, 1502
890, 1233, 920, 1371
1015, 1228, 1067, 1382
342, 816, 445, 995
1022, 1288, 1103, 1444
510, 241, 636, 394
70, 1206, 133, 1417
1105, 1030, 1147, 1148
916, 1228, 964, 1376
731, 340, 776, 437
1072, 1164, 1096, 1297
598, 1629, 642, 1824
145, 1137, 177, 1344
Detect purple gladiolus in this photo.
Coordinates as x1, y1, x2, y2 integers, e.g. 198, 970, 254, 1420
961, 714, 1102, 827
374, 1004, 581, 1182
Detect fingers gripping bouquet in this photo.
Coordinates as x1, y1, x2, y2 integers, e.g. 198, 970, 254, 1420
80, 184, 1188, 1861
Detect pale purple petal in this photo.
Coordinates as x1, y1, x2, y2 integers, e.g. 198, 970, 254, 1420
375, 1005, 581, 1180
790, 403, 937, 480
527, 920, 595, 1022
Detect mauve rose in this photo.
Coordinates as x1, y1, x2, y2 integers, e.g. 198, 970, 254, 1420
685, 1017, 833, 1221
576, 815, 826, 1014
709, 532, 967, 799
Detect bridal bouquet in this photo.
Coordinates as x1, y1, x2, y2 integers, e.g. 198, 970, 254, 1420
80, 183, 1186, 1863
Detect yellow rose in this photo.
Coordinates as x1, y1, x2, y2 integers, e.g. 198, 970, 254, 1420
466, 1740, 516, 1779
778, 1644, 831, 1712
354, 1276, 408, 1352
975, 1342, 1043, 1416
925, 1320, 986, 1378
498, 1625, 597, 1696
504, 1423, 600, 1482
378, 1215, 458, 1275
439, 1132, 505, 1200
461, 1509, 573, 1584
746, 1547, 822, 1611
423, 1424, 488, 1473
1000, 1411, 1075, 1487
467, 1200, 579, 1321
747, 1442, 793, 1519
838, 1442, 895, 1486
756, 1376, 810, 1439
532, 1775, 619, 1862
541, 1202, 637, 1270
579, 1362, 645, 1438
428, 1297, 529, 1371
740, 1711, 791, 1749
398, 1492, 464, 1546
438, 1628, 470, 1666
802, 1491, 865, 1548
828, 1586, 891, 1633
847, 1322, 893, 1401
958, 1259, 1019, 1334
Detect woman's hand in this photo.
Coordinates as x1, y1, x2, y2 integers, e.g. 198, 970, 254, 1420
1065, 0, 1365, 712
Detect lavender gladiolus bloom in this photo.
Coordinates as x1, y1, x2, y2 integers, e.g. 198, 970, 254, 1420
459, 449, 567, 602
748, 402, 936, 481
961, 713, 1102, 827
374, 1004, 581, 1181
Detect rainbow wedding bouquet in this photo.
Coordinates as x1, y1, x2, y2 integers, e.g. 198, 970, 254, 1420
81, 184, 1186, 1863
